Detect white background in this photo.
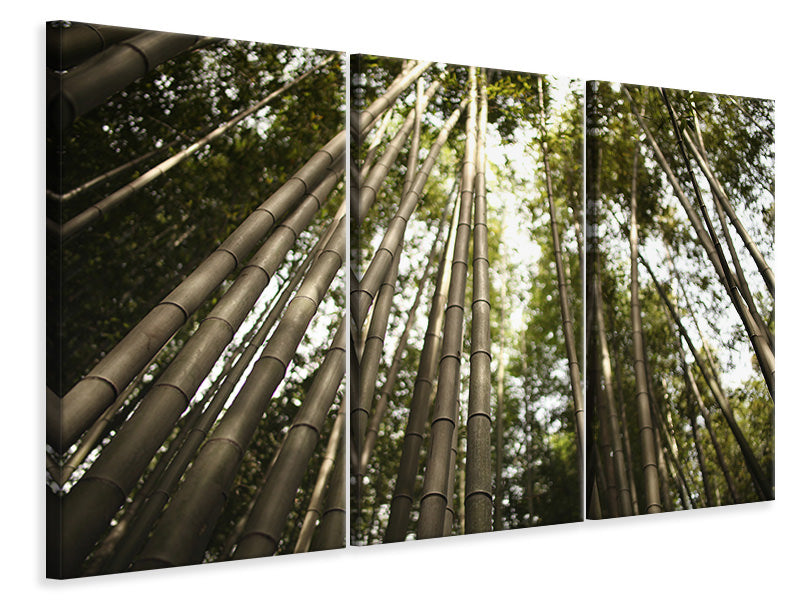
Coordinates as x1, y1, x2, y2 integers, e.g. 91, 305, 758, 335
9, 2, 796, 598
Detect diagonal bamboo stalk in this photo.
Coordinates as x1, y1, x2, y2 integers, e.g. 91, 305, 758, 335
51, 53, 338, 241
294, 401, 345, 553
660, 89, 773, 399
417, 67, 477, 540
355, 61, 432, 136
355, 80, 441, 225
49, 129, 345, 453
232, 321, 346, 559
465, 77, 492, 534
351, 97, 468, 332
682, 128, 774, 297
310, 407, 347, 552
55, 166, 343, 577
383, 181, 461, 543
132, 215, 346, 570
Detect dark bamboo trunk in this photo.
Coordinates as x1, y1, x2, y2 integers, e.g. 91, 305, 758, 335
49, 130, 345, 453
416, 67, 477, 540
465, 77, 492, 534
132, 216, 346, 569
628, 149, 662, 514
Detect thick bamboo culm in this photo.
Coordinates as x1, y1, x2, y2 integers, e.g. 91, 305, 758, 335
49, 129, 345, 454
56, 162, 344, 577
465, 77, 492, 534
384, 184, 461, 542
132, 215, 346, 569
417, 67, 477, 540
100, 211, 342, 573
627, 149, 663, 514
351, 96, 469, 331
51, 54, 338, 241
47, 30, 201, 130
294, 401, 346, 553
46, 22, 144, 70
232, 321, 346, 560
310, 410, 347, 551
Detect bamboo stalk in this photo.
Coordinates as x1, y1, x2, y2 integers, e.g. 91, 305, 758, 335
49, 130, 345, 453
132, 216, 346, 569
356, 61, 432, 135
465, 77, 492, 534
55, 167, 343, 577
52, 54, 338, 241
417, 67, 477, 540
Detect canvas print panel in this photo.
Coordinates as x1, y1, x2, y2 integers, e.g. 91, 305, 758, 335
350, 56, 584, 544
585, 81, 774, 517
45, 22, 346, 577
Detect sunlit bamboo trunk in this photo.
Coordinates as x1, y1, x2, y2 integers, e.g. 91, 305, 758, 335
417, 67, 477, 540
49, 130, 345, 453
355, 61, 432, 135
355, 80, 441, 224
628, 149, 662, 514
132, 216, 346, 569
384, 185, 461, 543
465, 77, 492, 534
52, 54, 338, 241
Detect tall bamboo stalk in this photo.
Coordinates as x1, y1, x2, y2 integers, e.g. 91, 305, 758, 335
351, 97, 468, 330
294, 402, 345, 553
310, 412, 347, 552
232, 321, 346, 560
360, 207, 449, 475
638, 253, 772, 500
57, 177, 344, 577
536, 75, 584, 478
356, 61, 432, 135
49, 130, 344, 453
384, 183, 461, 543
417, 67, 477, 540
628, 149, 662, 514
132, 215, 346, 569
683, 129, 774, 298
53, 54, 338, 241
355, 80, 441, 224
660, 90, 773, 398
465, 77, 492, 534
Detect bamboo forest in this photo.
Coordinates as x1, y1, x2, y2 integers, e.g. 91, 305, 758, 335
351, 57, 582, 544
586, 82, 774, 516
44, 21, 777, 583
46, 24, 346, 578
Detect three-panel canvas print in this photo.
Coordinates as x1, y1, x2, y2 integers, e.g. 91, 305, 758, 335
45, 21, 775, 579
